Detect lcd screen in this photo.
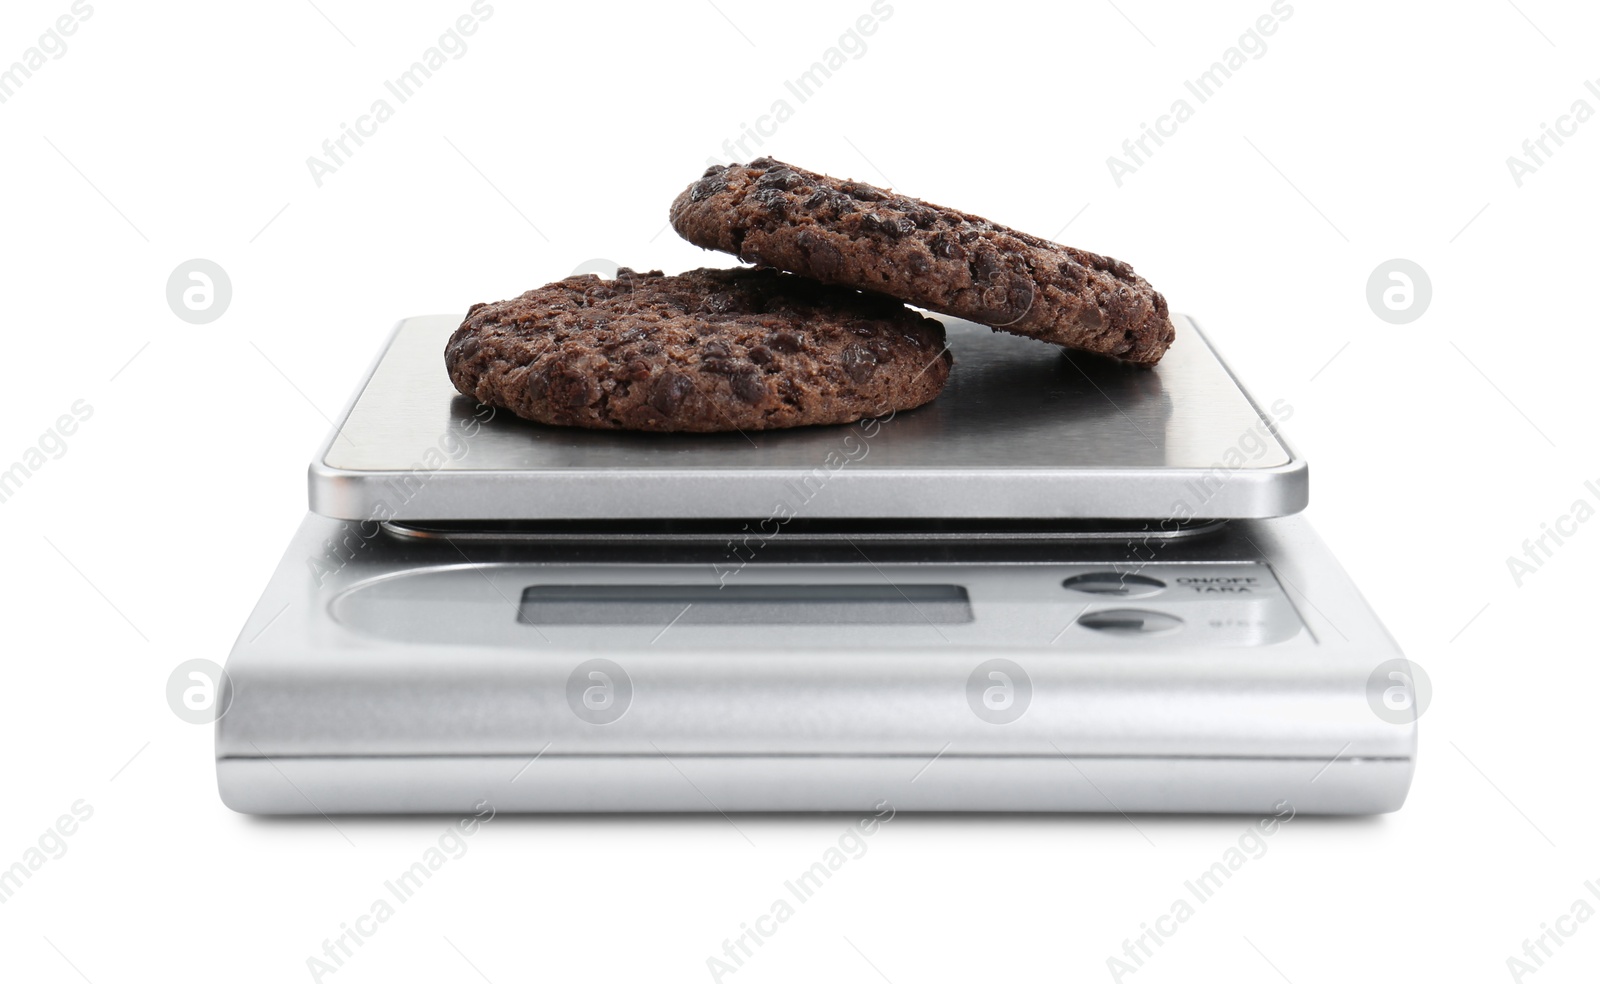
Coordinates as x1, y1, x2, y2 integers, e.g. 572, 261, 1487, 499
517, 584, 973, 626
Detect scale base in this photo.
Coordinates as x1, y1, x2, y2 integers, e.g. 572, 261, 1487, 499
217, 512, 1416, 815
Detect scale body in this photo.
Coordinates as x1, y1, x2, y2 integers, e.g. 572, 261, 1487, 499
217, 314, 1416, 814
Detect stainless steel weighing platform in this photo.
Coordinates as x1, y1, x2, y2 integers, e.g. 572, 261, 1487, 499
217, 314, 1417, 815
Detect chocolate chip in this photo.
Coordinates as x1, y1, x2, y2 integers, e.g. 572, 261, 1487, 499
840, 343, 878, 383
971, 249, 1005, 283
526, 368, 549, 401
1101, 255, 1134, 278
768, 329, 805, 353
750, 187, 788, 217
648, 372, 693, 415
930, 233, 965, 260
548, 370, 600, 408
860, 212, 913, 239
690, 174, 727, 202
1104, 287, 1145, 324
796, 229, 844, 279
756, 167, 803, 190
731, 369, 768, 404
747, 345, 773, 365
840, 180, 888, 202
1009, 229, 1055, 250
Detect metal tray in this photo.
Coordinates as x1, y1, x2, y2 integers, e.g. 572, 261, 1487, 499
310, 312, 1306, 521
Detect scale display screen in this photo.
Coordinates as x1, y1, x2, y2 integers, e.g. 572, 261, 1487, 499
517, 584, 975, 626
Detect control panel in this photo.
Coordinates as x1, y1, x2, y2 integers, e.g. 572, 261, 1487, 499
331, 561, 1306, 650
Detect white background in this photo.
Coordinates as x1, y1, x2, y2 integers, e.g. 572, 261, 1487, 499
2, 0, 1597, 980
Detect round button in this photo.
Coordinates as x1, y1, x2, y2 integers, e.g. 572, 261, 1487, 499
1077, 609, 1184, 635
1062, 572, 1165, 598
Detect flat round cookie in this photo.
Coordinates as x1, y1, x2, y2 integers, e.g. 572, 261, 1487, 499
445, 267, 951, 432
669, 158, 1176, 365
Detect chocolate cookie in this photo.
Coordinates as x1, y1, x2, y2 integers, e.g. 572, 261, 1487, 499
669, 158, 1175, 365
445, 267, 951, 432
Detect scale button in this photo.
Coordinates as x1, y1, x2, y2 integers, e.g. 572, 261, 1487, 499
1077, 609, 1184, 635
1061, 572, 1165, 598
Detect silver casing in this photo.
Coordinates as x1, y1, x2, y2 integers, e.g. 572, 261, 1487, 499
216, 314, 1416, 815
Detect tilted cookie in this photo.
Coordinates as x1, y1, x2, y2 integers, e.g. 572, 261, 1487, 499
445, 267, 951, 432
670, 158, 1175, 365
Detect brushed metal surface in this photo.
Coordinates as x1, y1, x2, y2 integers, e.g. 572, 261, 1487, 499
310, 313, 1306, 521
218, 756, 1411, 815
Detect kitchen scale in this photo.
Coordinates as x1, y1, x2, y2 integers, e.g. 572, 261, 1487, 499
216, 313, 1417, 814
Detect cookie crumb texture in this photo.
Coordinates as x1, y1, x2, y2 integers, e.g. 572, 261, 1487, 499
670, 158, 1175, 365
445, 268, 951, 432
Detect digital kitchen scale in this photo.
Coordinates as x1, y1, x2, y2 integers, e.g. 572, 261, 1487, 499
216, 314, 1417, 815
